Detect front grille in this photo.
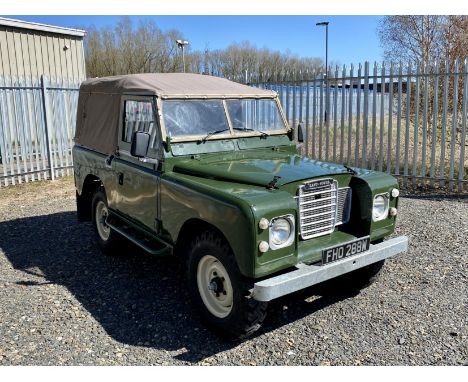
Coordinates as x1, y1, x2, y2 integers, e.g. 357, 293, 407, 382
337, 187, 352, 225
298, 179, 352, 239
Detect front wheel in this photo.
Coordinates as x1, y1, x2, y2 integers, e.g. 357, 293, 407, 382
187, 231, 268, 340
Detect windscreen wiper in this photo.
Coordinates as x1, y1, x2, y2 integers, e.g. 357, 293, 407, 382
343, 164, 357, 175
200, 127, 269, 143
233, 127, 269, 138
199, 128, 231, 143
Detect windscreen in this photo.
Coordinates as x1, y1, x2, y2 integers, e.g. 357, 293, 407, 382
163, 100, 229, 138
162, 98, 287, 139
226, 99, 286, 132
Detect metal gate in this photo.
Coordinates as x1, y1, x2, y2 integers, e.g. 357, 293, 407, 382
0, 74, 79, 186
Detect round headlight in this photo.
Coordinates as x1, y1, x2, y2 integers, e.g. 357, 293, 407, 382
270, 217, 292, 246
373, 195, 389, 221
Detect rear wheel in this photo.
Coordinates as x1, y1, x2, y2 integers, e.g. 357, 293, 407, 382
187, 231, 268, 340
91, 190, 122, 255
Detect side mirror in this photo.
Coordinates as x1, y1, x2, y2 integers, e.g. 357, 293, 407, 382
297, 123, 304, 143
287, 126, 294, 141
130, 131, 150, 158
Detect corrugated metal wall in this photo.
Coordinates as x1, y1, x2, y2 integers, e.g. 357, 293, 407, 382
0, 26, 86, 81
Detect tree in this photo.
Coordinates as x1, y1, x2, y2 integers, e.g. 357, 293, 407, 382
84, 17, 324, 80
444, 16, 468, 63
378, 16, 447, 66
378, 16, 468, 142
84, 17, 186, 77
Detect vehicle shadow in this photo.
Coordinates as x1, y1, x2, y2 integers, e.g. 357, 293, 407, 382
0, 212, 357, 363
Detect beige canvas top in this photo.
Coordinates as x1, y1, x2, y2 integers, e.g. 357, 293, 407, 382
79, 73, 276, 99
74, 73, 277, 154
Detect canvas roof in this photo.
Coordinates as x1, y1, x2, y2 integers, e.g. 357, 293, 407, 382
79, 73, 276, 99
75, 73, 277, 154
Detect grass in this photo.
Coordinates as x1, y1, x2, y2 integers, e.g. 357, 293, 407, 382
0, 175, 74, 218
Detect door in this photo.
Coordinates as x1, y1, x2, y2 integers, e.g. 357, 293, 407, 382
112, 95, 162, 232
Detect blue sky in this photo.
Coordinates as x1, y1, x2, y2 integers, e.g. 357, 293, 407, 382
6, 15, 384, 67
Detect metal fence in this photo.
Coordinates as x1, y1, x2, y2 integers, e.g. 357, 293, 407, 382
250, 59, 468, 192
0, 75, 79, 187
1, 62, 467, 193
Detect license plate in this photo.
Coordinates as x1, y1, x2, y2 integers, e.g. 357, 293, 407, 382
322, 237, 371, 265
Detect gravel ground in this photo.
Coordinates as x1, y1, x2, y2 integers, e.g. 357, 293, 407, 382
0, 178, 467, 365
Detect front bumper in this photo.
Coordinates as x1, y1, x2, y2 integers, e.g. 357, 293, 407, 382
251, 235, 408, 302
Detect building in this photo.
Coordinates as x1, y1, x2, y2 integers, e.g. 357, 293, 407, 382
0, 17, 86, 82
0, 18, 86, 184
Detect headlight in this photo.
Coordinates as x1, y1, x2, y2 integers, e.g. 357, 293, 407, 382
372, 194, 389, 221
269, 215, 295, 249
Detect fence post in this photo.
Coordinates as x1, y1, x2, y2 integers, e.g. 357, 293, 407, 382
362, 62, 369, 169
458, 58, 468, 192
430, 61, 440, 187
448, 59, 460, 191
412, 62, 421, 186
41, 75, 54, 181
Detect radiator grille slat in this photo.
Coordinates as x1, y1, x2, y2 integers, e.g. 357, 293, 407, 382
337, 187, 352, 225
297, 179, 352, 240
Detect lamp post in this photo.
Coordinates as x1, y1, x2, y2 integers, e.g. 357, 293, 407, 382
315, 21, 329, 77
176, 39, 189, 73
316, 21, 329, 123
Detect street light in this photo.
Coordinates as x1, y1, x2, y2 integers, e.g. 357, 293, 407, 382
176, 39, 189, 73
316, 21, 329, 123
315, 21, 329, 77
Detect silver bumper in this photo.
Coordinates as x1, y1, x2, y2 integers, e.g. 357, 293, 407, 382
251, 235, 408, 302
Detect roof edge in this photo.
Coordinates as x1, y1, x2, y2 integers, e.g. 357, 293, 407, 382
160, 94, 277, 99
0, 17, 86, 37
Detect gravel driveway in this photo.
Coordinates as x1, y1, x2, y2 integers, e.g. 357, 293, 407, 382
0, 178, 467, 365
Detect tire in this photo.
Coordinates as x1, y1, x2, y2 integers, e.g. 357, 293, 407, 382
186, 230, 268, 340
91, 189, 122, 255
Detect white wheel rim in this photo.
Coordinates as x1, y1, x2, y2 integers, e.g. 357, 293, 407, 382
95, 200, 111, 241
196, 255, 233, 318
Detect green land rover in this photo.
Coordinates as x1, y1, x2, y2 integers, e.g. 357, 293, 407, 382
73, 73, 408, 339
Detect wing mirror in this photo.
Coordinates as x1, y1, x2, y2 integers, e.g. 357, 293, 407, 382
297, 123, 304, 143
130, 131, 150, 158
287, 123, 305, 143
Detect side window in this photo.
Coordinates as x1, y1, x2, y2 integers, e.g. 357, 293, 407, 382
122, 100, 159, 148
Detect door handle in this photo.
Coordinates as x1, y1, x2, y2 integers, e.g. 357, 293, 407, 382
105, 154, 114, 168
118, 172, 124, 185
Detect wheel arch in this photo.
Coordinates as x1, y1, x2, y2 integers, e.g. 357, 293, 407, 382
76, 174, 104, 222
174, 217, 252, 277
174, 218, 230, 256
